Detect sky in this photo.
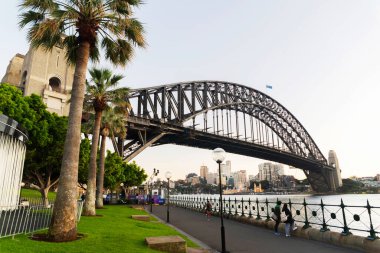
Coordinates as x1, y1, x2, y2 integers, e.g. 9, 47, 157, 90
1, 1, 380, 181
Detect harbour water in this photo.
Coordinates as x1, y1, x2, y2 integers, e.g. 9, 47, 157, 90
172, 193, 380, 238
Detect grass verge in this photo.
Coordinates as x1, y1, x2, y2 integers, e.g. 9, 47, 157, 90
20, 188, 57, 199
0, 205, 199, 253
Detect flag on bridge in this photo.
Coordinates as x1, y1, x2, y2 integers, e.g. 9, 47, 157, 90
266, 84, 273, 89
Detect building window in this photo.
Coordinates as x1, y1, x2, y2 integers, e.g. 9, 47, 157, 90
49, 77, 61, 92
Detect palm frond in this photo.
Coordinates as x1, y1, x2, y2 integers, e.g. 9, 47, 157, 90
101, 37, 133, 66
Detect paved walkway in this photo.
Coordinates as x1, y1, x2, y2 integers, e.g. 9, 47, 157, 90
148, 205, 362, 253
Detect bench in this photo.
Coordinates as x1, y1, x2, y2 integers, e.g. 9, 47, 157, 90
131, 215, 150, 221
145, 235, 186, 253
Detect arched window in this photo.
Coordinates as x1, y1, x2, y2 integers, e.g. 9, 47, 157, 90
49, 77, 61, 92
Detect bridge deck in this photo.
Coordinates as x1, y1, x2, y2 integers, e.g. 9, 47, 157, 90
149, 205, 362, 253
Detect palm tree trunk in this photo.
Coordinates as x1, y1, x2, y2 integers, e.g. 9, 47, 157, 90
117, 137, 124, 157
83, 110, 102, 215
96, 134, 106, 208
48, 41, 90, 242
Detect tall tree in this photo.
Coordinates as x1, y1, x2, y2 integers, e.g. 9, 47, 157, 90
96, 109, 127, 208
0, 84, 65, 206
120, 161, 147, 199
19, 0, 145, 241
82, 68, 128, 215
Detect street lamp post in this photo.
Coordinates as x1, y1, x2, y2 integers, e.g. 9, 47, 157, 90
165, 171, 172, 223
213, 148, 227, 253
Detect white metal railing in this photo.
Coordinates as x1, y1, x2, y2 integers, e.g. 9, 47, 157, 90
0, 200, 84, 239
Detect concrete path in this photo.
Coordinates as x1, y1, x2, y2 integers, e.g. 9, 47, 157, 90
148, 205, 362, 253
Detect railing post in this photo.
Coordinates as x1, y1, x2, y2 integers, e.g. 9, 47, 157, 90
228, 197, 232, 216
234, 198, 238, 216
256, 198, 261, 220
265, 198, 270, 221
214, 197, 217, 213
223, 197, 226, 216
241, 198, 245, 217
303, 198, 310, 229
341, 198, 350, 235
366, 200, 377, 240
248, 198, 252, 218
320, 199, 329, 232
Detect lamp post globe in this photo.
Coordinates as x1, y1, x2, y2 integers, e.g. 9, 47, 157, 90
165, 171, 172, 180
212, 148, 226, 163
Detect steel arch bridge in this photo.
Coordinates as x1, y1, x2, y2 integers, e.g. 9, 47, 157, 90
122, 81, 338, 192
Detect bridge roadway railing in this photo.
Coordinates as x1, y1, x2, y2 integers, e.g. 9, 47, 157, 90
170, 195, 379, 240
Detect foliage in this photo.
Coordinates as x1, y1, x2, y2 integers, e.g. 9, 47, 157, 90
186, 173, 198, 179
23, 112, 67, 191
84, 68, 129, 114
104, 151, 125, 190
0, 84, 50, 147
122, 161, 147, 188
0, 206, 198, 253
78, 138, 91, 187
19, 0, 146, 66
337, 179, 365, 193
0, 83, 66, 199
104, 152, 147, 190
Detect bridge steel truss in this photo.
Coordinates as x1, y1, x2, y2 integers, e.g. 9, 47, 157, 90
123, 81, 337, 192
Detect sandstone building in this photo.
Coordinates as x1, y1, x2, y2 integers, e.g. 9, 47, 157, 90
2, 45, 74, 116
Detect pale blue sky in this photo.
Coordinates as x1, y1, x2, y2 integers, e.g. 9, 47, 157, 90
1, 1, 380, 180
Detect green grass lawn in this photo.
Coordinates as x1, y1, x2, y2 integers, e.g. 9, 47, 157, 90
20, 188, 57, 199
0, 205, 198, 253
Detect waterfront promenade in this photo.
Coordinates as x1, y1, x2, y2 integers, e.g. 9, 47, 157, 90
149, 205, 362, 253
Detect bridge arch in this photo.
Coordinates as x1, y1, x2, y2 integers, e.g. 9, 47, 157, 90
123, 81, 337, 192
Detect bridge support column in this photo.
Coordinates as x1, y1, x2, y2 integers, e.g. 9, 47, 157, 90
304, 167, 335, 193
123, 132, 166, 162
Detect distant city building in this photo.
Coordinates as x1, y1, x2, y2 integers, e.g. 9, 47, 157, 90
2, 44, 75, 116
328, 150, 343, 188
206, 172, 218, 185
232, 170, 247, 190
258, 162, 284, 182
252, 182, 263, 193
200, 165, 208, 179
220, 160, 231, 177
227, 176, 234, 188
375, 174, 380, 181
187, 176, 200, 185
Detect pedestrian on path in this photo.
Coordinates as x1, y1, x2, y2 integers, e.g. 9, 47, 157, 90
282, 203, 294, 237
273, 200, 282, 235
205, 201, 212, 221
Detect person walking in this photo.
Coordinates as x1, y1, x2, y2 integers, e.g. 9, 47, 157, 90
273, 200, 282, 236
205, 201, 212, 221
282, 203, 294, 237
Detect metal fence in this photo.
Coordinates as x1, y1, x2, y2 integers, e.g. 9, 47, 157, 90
171, 195, 380, 240
0, 200, 84, 239
18, 196, 56, 207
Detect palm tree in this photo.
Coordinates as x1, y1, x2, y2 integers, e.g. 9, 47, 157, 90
82, 68, 128, 215
96, 109, 127, 208
19, 0, 145, 241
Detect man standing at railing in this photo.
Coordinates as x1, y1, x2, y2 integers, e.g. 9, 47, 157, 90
273, 200, 282, 236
